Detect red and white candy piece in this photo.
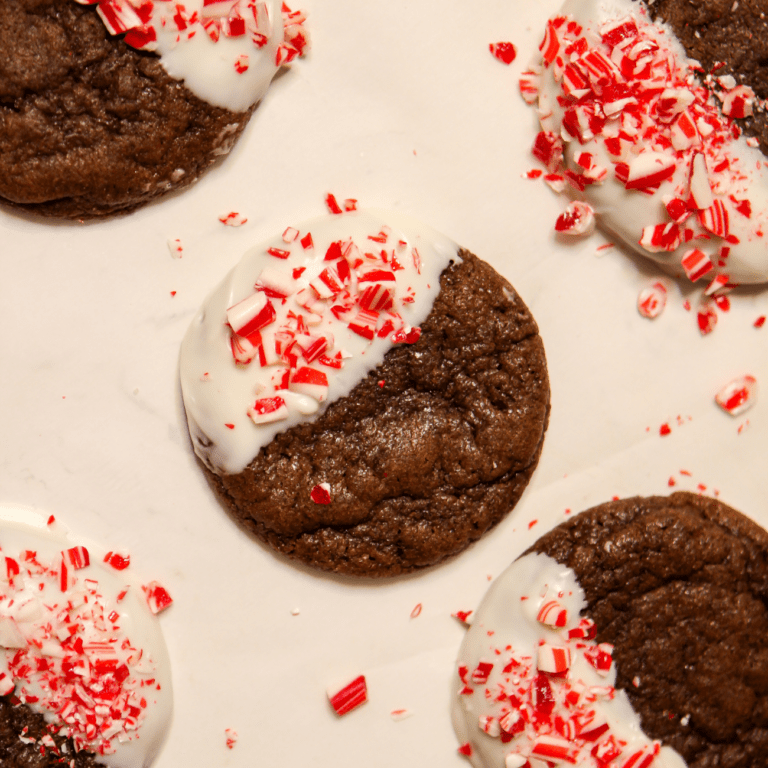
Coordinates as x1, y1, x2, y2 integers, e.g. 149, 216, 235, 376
327, 674, 367, 716
471, 660, 494, 684
555, 201, 595, 235
310, 483, 332, 504
489, 41, 517, 65
227, 292, 276, 338
143, 580, 173, 614
530, 734, 580, 764
681, 248, 714, 282
289, 366, 329, 402
583, 643, 613, 675
248, 396, 289, 424
63, 545, 90, 570
537, 643, 571, 674
536, 600, 568, 628
637, 281, 667, 319
720, 84, 755, 119
715, 375, 757, 416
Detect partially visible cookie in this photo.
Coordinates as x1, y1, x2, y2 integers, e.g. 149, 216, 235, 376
0, 512, 173, 767
180, 209, 550, 577
0, 0, 307, 219
528, 491, 768, 767
525, 0, 768, 284
452, 491, 768, 768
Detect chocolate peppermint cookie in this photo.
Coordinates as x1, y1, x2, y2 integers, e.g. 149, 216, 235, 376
0, 0, 307, 219
525, 0, 768, 284
180, 209, 550, 577
528, 491, 768, 768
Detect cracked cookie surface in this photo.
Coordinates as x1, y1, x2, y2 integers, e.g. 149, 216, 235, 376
529, 491, 768, 768
205, 249, 550, 577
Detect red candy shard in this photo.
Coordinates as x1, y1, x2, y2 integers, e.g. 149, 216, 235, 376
310, 482, 332, 504
452, 609, 473, 625
143, 581, 173, 614
391, 326, 421, 344
325, 193, 343, 215
104, 551, 131, 571
471, 660, 494, 684
715, 375, 757, 416
554, 201, 595, 235
248, 396, 288, 424
489, 41, 517, 65
328, 674, 367, 715
63, 546, 90, 570
637, 281, 667, 319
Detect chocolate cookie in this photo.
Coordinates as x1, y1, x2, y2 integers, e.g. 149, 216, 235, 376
0, 0, 306, 219
647, 0, 768, 155
180, 210, 550, 577
528, 492, 768, 768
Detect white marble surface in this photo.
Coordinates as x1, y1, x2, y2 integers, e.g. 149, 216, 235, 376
0, 1, 766, 766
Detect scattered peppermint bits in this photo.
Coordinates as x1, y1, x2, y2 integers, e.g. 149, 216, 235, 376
225, 728, 238, 749
82, 0, 309, 73
410, 603, 423, 619
453, 609, 473, 625
327, 674, 368, 716
489, 41, 517, 65
219, 211, 248, 227
0, 538, 166, 759
715, 375, 757, 416
390, 708, 413, 721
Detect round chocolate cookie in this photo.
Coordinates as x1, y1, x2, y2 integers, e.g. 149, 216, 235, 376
646, 0, 768, 155
199, 247, 550, 578
528, 491, 768, 768
0, 0, 253, 219
0, 697, 99, 768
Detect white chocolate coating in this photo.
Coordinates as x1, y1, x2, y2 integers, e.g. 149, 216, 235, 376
150, 0, 285, 112
451, 553, 686, 768
179, 209, 460, 475
532, 0, 768, 284
0, 503, 172, 768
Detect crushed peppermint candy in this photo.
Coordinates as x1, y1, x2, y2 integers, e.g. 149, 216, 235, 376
490, 41, 517, 65
554, 200, 595, 235
219, 211, 249, 227
327, 674, 368, 716
715, 375, 757, 416
78, 0, 309, 72
310, 482, 332, 504
225, 727, 238, 749
637, 281, 667, 318
0, 538, 167, 759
